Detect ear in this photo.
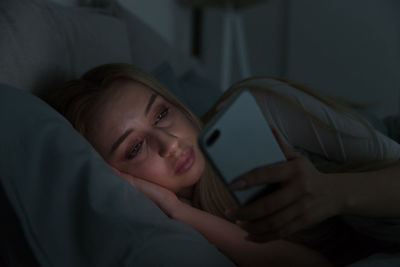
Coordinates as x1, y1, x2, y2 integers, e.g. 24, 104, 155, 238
270, 125, 298, 160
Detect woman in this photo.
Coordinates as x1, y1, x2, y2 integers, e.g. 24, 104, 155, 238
49, 63, 400, 266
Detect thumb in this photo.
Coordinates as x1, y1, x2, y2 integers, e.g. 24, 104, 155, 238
270, 125, 298, 160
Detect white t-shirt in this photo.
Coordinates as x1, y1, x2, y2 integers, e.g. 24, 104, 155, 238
245, 78, 400, 245
246, 78, 400, 163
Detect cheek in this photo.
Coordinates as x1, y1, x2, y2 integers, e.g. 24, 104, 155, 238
176, 115, 199, 141
125, 157, 169, 185
119, 146, 185, 191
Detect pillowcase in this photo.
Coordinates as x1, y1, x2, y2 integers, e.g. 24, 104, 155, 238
0, 184, 40, 266
0, 83, 234, 267
0, 0, 132, 97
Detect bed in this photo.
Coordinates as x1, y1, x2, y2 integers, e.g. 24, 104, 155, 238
1, 0, 400, 266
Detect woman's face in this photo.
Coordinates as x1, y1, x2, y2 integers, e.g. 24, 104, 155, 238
91, 80, 206, 195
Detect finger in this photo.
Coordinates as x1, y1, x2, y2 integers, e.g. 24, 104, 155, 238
129, 178, 169, 205
129, 177, 146, 190
111, 166, 128, 178
232, 182, 305, 221
111, 166, 121, 175
239, 196, 309, 235
230, 158, 301, 190
263, 213, 313, 241
245, 214, 308, 243
230, 167, 287, 190
270, 126, 297, 160
129, 177, 166, 194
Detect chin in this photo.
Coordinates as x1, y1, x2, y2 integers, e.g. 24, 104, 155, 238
194, 151, 206, 177
184, 156, 205, 187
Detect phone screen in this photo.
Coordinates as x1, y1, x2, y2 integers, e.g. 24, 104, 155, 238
198, 89, 286, 205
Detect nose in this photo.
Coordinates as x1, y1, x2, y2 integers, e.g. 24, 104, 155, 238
153, 129, 180, 158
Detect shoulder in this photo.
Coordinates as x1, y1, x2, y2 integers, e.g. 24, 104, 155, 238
245, 77, 311, 103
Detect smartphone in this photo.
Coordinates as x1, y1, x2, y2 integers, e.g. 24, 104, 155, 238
198, 89, 286, 205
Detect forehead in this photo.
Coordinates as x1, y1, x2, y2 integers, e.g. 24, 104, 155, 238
99, 79, 156, 125
104, 79, 154, 105
91, 80, 155, 152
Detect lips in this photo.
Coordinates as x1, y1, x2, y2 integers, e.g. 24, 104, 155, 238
174, 148, 195, 175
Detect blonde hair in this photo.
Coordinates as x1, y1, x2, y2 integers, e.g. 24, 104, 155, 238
49, 63, 237, 220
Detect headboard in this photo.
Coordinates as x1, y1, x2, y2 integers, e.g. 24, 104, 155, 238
0, 0, 205, 99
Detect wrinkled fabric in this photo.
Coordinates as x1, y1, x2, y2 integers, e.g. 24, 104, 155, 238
248, 79, 400, 163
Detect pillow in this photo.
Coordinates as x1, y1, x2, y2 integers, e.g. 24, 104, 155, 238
0, 0, 132, 97
0, 84, 234, 266
0, 184, 40, 266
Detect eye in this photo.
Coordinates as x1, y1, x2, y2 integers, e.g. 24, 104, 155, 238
127, 142, 142, 159
155, 107, 169, 124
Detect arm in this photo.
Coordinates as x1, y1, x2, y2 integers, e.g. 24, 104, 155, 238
253, 81, 400, 218
228, 125, 400, 242
331, 160, 400, 217
113, 167, 332, 266
172, 201, 333, 267
250, 80, 400, 163
227, 78, 400, 242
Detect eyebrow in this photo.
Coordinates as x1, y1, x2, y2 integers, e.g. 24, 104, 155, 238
109, 93, 158, 155
109, 128, 133, 155
145, 93, 158, 116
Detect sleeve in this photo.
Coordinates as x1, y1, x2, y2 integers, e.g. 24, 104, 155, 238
248, 78, 400, 163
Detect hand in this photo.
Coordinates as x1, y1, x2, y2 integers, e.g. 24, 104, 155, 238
226, 127, 344, 242
111, 167, 180, 218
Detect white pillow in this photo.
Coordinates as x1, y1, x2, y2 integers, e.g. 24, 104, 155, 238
0, 84, 234, 266
0, 0, 132, 97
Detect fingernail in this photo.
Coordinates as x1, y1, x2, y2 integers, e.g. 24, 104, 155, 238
229, 180, 246, 190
